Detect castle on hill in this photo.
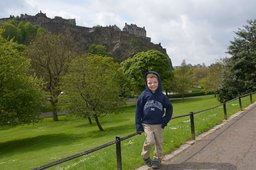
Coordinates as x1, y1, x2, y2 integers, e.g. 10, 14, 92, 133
0, 11, 166, 62
1, 11, 148, 39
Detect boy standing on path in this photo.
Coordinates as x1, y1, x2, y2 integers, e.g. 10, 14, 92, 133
136, 71, 173, 169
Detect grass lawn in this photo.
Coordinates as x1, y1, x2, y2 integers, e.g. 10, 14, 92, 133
0, 94, 255, 170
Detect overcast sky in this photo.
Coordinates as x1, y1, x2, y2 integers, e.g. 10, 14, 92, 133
0, 0, 255, 66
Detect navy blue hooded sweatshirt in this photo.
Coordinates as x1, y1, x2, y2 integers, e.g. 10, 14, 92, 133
135, 71, 173, 132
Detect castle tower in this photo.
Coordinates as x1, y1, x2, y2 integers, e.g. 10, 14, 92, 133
123, 23, 146, 37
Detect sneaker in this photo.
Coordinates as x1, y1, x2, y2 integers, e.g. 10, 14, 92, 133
143, 157, 152, 167
152, 158, 160, 169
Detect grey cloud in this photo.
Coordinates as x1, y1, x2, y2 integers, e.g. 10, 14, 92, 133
0, 0, 34, 18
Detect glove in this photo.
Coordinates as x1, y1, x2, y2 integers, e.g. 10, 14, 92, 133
137, 130, 143, 135
136, 124, 144, 134
161, 124, 166, 129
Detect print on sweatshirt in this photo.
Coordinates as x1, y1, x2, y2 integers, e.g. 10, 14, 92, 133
144, 100, 163, 112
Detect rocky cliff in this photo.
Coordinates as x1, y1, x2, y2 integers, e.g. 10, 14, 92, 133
1, 12, 167, 62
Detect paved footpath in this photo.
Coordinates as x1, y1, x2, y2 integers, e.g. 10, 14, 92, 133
137, 103, 256, 170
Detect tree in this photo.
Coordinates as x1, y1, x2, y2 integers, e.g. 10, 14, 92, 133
18, 21, 46, 44
0, 20, 22, 43
26, 33, 80, 121
60, 55, 124, 131
121, 50, 173, 94
0, 19, 46, 44
0, 30, 45, 125
88, 43, 111, 57
172, 60, 192, 98
218, 20, 256, 101
191, 64, 208, 88
200, 62, 224, 96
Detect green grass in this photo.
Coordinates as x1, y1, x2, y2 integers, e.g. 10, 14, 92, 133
0, 94, 255, 170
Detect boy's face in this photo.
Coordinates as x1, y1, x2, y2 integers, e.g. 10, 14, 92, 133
146, 77, 158, 93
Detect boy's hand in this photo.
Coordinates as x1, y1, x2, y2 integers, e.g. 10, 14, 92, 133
137, 131, 143, 135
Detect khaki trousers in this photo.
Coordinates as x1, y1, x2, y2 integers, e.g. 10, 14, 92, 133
141, 124, 163, 160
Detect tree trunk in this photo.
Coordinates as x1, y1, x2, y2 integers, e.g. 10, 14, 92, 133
94, 115, 104, 131
51, 99, 59, 121
88, 117, 92, 124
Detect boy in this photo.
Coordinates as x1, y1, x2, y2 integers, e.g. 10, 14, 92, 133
136, 71, 173, 169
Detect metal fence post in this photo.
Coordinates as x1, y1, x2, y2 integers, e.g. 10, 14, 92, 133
116, 136, 122, 170
239, 97, 242, 111
190, 112, 196, 140
223, 102, 227, 120
250, 93, 253, 104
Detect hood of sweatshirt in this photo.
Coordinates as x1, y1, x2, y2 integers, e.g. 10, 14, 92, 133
144, 71, 162, 94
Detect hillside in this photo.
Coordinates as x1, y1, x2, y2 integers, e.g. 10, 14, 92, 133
0, 11, 168, 62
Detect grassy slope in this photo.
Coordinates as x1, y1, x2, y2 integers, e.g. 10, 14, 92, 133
0, 94, 254, 170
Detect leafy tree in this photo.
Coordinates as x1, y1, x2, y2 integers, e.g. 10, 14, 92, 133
0, 30, 45, 125
0, 19, 46, 44
60, 55, 124, 131
191, 64, 208, 88
172, 60, 192, 98
18, 21, 46, 44
200, 62, 224, 96
218, 20, 256, 101
121, 50, 173, 94
88, 43, 111, 57
0, 20, 22, 42
26, 33, 80, 121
